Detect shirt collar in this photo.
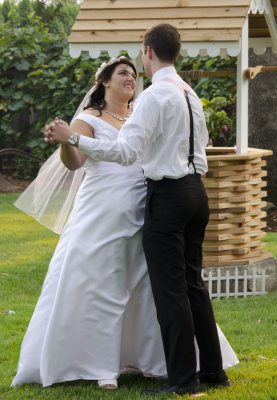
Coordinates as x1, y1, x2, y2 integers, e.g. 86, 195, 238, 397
152, 66, 178, 84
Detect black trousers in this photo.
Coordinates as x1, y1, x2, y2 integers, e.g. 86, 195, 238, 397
142, 174, 223, 386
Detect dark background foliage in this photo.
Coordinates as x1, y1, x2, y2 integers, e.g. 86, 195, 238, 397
0, 0, 111, 177
0, 0, 236, 178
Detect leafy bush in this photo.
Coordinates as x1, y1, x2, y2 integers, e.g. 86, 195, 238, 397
202, 96, 236, 146
0, 0, 80, 34
0, 12, 108, 178
0, 4, 238, 178
177, 54, 237, 100
176, 55, 237, 146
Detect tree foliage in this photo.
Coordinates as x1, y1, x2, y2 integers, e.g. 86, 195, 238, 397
0, 1, 237, 178
176, 54, 237, 145
202, 96, 236, 146
0, 0, 80, 34
176, 54, 237, 100
0, 11, 108, 178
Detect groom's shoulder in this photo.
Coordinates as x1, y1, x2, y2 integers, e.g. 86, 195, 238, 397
137, 85, 158, 102
136, 82, 175, 108
142, 82, 170, 100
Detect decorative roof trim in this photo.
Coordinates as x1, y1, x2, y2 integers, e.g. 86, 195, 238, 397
249, 0, 277, 51
249, 0, 271, 13
69, 41, 241, 59
69, 43, 141, 59
249, 37, 277, 53
180, 42, 241, 57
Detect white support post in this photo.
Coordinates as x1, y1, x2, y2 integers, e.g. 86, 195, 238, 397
132, 53, 144, 97
264, 0, 277, 53
236, 16, 249, 154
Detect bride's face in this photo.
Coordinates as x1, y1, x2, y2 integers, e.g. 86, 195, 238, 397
104, 64, 136, 100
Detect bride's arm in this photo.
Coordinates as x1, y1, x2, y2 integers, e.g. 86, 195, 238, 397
60, 119, 94, 170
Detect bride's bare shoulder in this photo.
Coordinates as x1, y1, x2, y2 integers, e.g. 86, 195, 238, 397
82, 108, 102, 117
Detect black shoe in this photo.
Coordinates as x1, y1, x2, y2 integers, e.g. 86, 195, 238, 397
198, 369, 230, 387
143, 379, 201, 396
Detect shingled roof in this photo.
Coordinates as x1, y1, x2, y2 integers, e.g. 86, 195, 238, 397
68, 0, 277, 58
69, 0, 251, 43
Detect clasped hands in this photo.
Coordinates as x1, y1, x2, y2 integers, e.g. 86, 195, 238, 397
44, 118, 74, 145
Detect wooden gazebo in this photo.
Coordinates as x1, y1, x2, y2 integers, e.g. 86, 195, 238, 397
68, 0, 277, 273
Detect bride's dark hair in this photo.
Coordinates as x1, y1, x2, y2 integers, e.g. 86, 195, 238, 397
84, 58, 137, 116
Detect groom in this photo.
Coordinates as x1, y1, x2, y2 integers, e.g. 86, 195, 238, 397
46, 23, 229, 395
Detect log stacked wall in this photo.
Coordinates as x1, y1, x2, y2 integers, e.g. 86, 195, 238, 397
202, 148, 273, 267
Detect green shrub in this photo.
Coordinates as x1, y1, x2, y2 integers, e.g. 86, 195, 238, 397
177, 54, 237, 100
0, 0, 80, 34
176, 55, 237, 146
202, 96, 236, 146
0, 13, 108, 178
0, 7, 238, 177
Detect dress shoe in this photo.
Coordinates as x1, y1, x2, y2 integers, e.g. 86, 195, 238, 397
198, 369, 230, 387
143, 379, 201, 396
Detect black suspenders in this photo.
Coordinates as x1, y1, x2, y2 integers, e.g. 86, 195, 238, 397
157, 77, 197, 175
184, 91, 197, 175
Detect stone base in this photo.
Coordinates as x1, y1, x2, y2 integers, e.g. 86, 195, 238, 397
202, 257, 277, 294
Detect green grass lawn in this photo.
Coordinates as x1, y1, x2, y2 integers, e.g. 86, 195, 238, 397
1, 194, 276, 400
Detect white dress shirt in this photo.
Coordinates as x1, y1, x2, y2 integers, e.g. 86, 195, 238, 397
78, 66, 208, 180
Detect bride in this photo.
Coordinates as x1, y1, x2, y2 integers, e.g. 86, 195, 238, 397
12, 56, 238, 389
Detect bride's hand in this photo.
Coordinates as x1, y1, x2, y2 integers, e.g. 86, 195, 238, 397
44, 118, 73, 144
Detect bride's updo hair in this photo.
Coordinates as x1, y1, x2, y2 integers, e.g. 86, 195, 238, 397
84, 56, 137, 115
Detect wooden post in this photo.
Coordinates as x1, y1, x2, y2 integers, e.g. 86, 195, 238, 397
264, 0, 277, 53
236, 16, 249, 154
132, 53, 144, 96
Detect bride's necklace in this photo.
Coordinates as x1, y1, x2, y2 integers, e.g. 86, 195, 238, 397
104, 109, 129, 121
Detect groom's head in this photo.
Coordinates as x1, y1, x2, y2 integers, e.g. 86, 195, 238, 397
143, 24, 181, 64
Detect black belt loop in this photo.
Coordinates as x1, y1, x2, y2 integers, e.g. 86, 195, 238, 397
184, 91, 197, 175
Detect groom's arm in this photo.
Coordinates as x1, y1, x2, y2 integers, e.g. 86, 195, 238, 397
78, 91, 158, 165
47, 91, 158, 166
77, 126, 139, 166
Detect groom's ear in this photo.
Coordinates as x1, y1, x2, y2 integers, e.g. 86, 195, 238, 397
148, 46, 154, 60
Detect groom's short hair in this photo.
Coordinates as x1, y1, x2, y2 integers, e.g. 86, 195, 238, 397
143, 24, 181, 63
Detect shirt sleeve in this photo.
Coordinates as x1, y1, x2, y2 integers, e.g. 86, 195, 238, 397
78, 90, 159, 166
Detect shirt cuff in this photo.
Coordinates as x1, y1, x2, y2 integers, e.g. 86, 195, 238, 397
78, 134, 94, 152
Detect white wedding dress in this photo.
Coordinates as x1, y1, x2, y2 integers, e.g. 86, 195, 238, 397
12, 115, 238, 387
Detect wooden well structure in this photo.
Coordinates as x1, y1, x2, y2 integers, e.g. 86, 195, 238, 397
203, 147, 272, 267
68, 0, 277, 270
